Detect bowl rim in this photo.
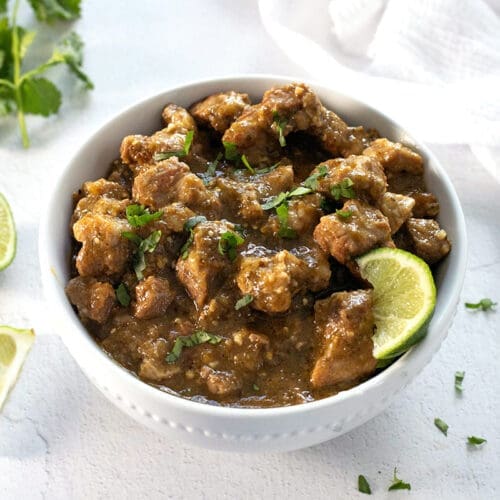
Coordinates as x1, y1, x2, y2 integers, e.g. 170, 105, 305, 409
39, 73, 467, 418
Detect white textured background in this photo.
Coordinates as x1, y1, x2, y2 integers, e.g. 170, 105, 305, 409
0, 1, 499, 499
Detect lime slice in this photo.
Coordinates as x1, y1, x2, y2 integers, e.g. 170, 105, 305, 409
0, 326, 35, 410
356, 248, 436, 360
0, 193, 16, 271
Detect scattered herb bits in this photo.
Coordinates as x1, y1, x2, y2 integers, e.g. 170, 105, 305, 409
180, 216, 207, 259
223, 141, 240, 161
272, 111, 288, 147
434, 418, 449, 436
467, 436, 487, 446
464, 298, 496, 311
154, 130, 194, 161
358, 475, 372, 495
388, 469, 411, 491
336, 209, 353, 219
331, 177, 355, 200
241, 154, 255, 174
122, 229, 162, 280
166, 330, 223, 363
126, 204, 163, 227
455, 371, 465, 392
218, 230, 245, 261
235, 294, 253, 311
115, 283, 130, 307
303, 165, 328, 190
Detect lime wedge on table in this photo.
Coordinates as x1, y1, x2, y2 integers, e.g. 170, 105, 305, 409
0, 193, 16, 271
356, 248, 436, 360
0, 326, 35, 410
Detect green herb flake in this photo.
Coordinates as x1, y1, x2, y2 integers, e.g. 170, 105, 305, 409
388, 469, 411, 491
235, 294, 254, 311
261, 192, 288, 211
180, 215, 207, 259
153, 130, 195, 161
122, 229, 162, 280
218, 230, 245, 261
358, 475, 371, 495
465, 298, 497, 311
252, 383, 260, 391
241, 154, 255, 174
336, 209, 353, 219
254, 163, 279, 174
115, 283, 130, 307
288, 186, 313, 197
223, 141, 240, 161
455, 371, 465, 392
331, 177, 356, 200
303, 165, 328, 190
205, 152, 223, 178
276, 202, 297, 239
166, 330, 223, 363
434, 417, 449, 436
272, 110, 287, 147
126, 204, 163, 227
467, 436, 487, 446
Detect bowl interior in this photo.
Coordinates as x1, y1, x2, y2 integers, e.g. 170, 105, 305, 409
40, 75, 466, 414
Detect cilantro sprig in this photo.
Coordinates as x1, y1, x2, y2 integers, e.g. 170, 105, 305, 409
235, 294, 253, 311
218, 230, 244, 261
154, 130, 194, 161
388, 469, 411, 491
126, 204, 163, 227
303, 165, 328, 190
331, 178, 356, 200
465, 298, 496, 311
0, 0, 92, 147
122, 229, 162, 280
180, 215, 206, 259
166, 330, 223, 363
222, 141, 254, 173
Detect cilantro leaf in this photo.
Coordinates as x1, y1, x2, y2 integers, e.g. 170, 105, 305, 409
467, 436, 487, 446
261, 192, 288, 211
27, 0, 81, 22
336, 209, 353, 219
288, 186, 312, 197
434, 417, 448, 436
358, 475, 371, 495
205, 152, 222, 177
223, 141, 240, 161
153, 129, 195, 161
180, 215, 207, 259
276, 202, 297, 239
272, 111, 287, 147
455, 371, 465, 392
115, 283, 130, 307
21, 77, 61, 116
122, 229, 162, 280
218, 230, 244, 261
331, 177, 356, 200
166, 330, 223, 363
465, 298, 496, 311
126, 204, 163, 227
235, 294, 253, 311
241, 154, 255, 174
388, 469, 411, 491
303, 165, 328, 190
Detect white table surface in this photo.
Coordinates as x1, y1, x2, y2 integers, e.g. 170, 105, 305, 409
1, 1, 499, 498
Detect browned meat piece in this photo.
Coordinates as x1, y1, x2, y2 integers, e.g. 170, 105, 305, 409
200, 366, 242, 396
133, 276, 174, 320
378, 192, 415, 234
138, 338, 181, 382
190, 91, 251, 133
313, 155, 387, 203
72, 196, 129, 224
66, 277, 116, 324
82, 179, 129, 199
73, 214, 132, 277
406, 218, 451, 264
230, 328, 271, 372
254, 164, 294, 198
216, 177, 264, 223
311, 290, 377, 388
363, 138, 423, 176
133, 157, 220, 215
223, 83, 367, 164
313, 200, 392, 264
286, 193, 323, 234
409, 191, 440, 218
236, 250, 330, 314
176, 220, 235, 308
107, 160, 134, 191
120, 104, 197, 166
160, 203, 195, 232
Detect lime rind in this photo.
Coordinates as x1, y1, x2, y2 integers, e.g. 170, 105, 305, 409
356, 248, 437, 360
0, 193, 16, 271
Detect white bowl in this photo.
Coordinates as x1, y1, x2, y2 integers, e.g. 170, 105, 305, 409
39, 75, 467, 452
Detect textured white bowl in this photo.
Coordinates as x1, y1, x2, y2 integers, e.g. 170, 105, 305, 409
39, 75, 467, 452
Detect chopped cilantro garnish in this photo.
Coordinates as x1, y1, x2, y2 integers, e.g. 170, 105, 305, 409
180, 215, 207, 259
261, 186, 312, 211
388, 469, 411, 491
434, 418, 448, 436
252, 383, 260, 391
336, 209, 353, 219
272, 111, 288, 147
126, 204, 163, 227
276, 202, 297, 239
166, 330, 223, 363
122, 229, 162, 280
254, 163, 279, 174
235, 294, 254, 310
467, 436, 487, 446
288, 186, 313, 197
205, 152, 223, 178
303, 165, 328, 190
358, 475, 371, 495
115, 283, 130, 307
223, 141, 240, 161
218, 230, 245, 261
331, 177, 356, 200
241, 154, 255, 174
465, 298, 496, 311
153, 130, 194, 161
455, 371, 465, 392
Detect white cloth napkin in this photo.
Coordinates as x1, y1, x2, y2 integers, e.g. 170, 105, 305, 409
258, 0, 500, 181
